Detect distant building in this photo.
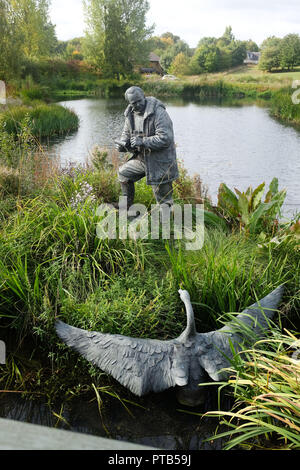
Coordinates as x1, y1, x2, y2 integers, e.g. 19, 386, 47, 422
140, 52, 164, 75
244, 51, 261, 65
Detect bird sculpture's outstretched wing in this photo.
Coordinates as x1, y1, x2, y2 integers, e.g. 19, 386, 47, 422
55, 321, 189, 396
196, 285, 284, 381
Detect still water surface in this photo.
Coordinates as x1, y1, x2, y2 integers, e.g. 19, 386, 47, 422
48, 97, 300, 215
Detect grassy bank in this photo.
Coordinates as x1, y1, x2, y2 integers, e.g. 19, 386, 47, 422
140, 65, 300, 125
87, 67, 300, 126
142, 77, 272, 100
269, 88, 300, 126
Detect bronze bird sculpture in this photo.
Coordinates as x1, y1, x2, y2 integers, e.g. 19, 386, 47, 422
55, 286, 284, 406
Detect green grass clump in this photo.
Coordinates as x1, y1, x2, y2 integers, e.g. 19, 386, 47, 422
0, 103, 79, 137
270, 89, 300, 126
165, 228, 297, 332
203, 330, 300, 450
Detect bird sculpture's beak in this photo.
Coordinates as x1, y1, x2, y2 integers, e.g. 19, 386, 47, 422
178, 289, 190, 302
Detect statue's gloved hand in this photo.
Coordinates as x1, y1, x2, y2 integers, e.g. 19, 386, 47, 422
130, 136, 144, 149
115, 139, 129, 152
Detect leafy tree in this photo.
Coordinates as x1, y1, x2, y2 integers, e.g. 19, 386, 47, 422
190, 27, 247, 74
279, 34, 300, 70
10, 0, 57, 58
218, 47, 232, 70
65, 38, 85, 61
169, 52, 191, 76
218, 26, 235, 47
190, 43, 221, 73
230, 40, 247, 67
189, 47, 205, 74
259, 36, 281, 72
161, 32, 181, 44
0, 1, 15, 78
159, 49, 175, 72
244, 39, 259, 52
205, 48, 222, 72
160, 39, 192, 72
103, 1, 132, 77
83, 0, 153, 78
0, 0, 25, 79
55, 40, 68, 57
146, 35, 169, 56
217, 28, 246, 68
197, 37, 217, 48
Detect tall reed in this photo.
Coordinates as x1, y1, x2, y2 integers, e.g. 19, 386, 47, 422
203, 330, 300, 449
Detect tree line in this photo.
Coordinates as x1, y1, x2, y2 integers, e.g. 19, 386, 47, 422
1, 0, 300, 84
259, 35, 300, 72
150, 27, 259, 76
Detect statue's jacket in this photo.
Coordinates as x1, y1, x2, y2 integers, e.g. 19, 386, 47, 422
121, 97, 179, 185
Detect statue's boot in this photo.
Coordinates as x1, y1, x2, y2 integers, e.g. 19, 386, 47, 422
112, 182, 135, 211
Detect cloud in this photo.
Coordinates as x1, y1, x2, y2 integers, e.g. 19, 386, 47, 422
49, 0, 300, 46
147, 0, 300, 47
49, 0, 86, 40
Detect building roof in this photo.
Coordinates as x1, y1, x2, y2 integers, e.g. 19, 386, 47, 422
246, 51, 261, 58
149, 52, 160, 62
244, 51, 261, 64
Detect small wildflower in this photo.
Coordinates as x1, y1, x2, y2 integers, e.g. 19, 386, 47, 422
70, 181, 97, 209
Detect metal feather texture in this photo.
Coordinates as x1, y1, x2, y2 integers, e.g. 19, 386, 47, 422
55, 285, 284, 403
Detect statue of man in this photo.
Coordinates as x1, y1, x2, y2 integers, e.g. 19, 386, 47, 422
115, 86, 179, 209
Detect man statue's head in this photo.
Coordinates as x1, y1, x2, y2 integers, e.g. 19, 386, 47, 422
125, 86, 146, 114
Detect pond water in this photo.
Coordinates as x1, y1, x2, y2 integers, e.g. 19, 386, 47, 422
0, 389, 230, 450
47, 97, 300, 216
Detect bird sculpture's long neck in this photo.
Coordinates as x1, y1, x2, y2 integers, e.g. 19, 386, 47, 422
180, 296, 196, 341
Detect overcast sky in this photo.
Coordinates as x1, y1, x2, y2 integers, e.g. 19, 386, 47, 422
49, 0, 300, 47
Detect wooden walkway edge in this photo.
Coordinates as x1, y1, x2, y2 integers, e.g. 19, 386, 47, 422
0, 417, 157, 450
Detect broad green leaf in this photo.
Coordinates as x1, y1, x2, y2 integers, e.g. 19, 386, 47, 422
249, 200, 278, 233
265, 177, 279, 202
245, 186, 252, 196
235, 190, 250, 225
218, 183, 239, 217
250, 182, 265, 211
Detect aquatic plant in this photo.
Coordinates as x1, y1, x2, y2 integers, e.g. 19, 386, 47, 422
217, 178, 287, 234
